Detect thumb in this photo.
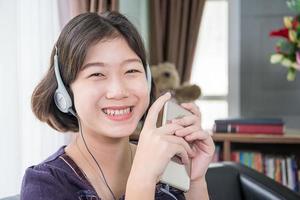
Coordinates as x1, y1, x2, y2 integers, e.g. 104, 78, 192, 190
143, 92, 171, 130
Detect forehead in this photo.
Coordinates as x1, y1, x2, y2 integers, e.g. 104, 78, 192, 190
82, 37, 141, 68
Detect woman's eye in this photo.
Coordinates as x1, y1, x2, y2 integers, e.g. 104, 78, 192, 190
89, 73, 104, 77
126, 69, 140, 73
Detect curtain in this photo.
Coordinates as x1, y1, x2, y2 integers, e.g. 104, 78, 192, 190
0, 0, 65, 197
58, 0, 119, 29
149, 0, 206, 83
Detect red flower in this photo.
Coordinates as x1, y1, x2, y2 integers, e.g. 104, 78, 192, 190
270, 28, 289, 40
292, 19, 299, 29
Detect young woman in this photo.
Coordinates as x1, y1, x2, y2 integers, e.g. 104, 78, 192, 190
21, 12, 215, 200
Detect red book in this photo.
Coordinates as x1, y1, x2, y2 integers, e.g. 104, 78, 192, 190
230, 124, 284, 135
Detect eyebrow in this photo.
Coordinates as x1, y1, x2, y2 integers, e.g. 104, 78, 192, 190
82, 58, 143, 70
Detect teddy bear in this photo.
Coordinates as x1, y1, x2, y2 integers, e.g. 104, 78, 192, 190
130, 62, 201, 141
150, 62, 201, 104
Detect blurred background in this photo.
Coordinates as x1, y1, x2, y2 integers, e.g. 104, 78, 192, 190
0, 0, 299, 197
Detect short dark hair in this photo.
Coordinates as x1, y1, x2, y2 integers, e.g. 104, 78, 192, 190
31, 12, 156, 132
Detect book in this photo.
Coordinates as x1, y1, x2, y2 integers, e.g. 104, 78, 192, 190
231, 151, 240, 162
265, 156, 275, 179
298, 170, 300, 191
215, 118, 284, 125
227, 151, 299, 192
287, 157, 295, 190
281, 158, 288, 187
292, 158, 299, 191
275, 158, 282, 183
214, 123, 284, 135
254, 152, 263, 173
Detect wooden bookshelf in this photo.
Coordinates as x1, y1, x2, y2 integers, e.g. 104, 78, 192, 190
212, 133, 300, 161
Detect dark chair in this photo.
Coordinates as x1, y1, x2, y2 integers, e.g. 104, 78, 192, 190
206, 162, 300, 200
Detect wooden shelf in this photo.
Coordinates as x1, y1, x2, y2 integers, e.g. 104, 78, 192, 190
212, 133, 300, 144
211, 133, 300, 161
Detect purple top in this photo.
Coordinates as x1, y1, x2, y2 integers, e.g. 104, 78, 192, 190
20, 146, 185, 200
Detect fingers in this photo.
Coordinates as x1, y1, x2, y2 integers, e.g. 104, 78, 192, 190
184, 130, 210, 142
180, 102, 201, 118
193, 135, 215, 156
163, 135, 196, 158
172, 114, 200, 127
164, 138, 190, 165
175, 146, 189, 165
144, 92, 171, 129
156, 123, 184, 135
174, 125, 199, 137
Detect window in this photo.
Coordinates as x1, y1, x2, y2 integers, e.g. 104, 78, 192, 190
191, 0, 228, 130
0, 1, 63, 197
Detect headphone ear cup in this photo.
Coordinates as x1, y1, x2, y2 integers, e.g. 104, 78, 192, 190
54, 89, 71, 113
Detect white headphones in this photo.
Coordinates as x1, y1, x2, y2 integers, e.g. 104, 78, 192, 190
53, 46, 152, 114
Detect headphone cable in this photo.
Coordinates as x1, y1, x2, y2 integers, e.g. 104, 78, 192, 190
75, 114, 117, 200
71, 110, 178, 200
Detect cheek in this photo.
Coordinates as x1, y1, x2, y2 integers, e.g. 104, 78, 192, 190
72, 83, 103, 114
130, 79, 150, 109
131, 76, 149, 94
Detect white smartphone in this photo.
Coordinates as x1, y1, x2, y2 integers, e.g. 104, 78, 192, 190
159, 100, 193, 192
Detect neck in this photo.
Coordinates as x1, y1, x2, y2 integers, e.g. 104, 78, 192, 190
74, 131, 132, 171
65, 124, 135, 200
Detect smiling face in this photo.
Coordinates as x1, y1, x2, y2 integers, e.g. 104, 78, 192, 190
70, 37, 150, 139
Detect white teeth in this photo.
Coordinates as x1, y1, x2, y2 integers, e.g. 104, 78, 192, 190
103, 107, 131, 116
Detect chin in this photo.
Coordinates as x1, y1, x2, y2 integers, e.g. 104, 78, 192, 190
102, 123, 138, 138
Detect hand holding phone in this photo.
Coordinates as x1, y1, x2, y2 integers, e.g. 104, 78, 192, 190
158, 100, 193, 192
130, 94, 195, 193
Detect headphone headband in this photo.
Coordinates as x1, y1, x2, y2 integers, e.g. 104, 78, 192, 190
53, 47, 73, 114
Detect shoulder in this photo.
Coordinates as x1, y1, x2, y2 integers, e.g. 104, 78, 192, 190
21, 164, 69, 200
22, 146, 71, 180
20, 146, 94, 200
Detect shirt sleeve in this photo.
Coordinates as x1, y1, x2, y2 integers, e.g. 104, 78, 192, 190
20, 165, 74, 200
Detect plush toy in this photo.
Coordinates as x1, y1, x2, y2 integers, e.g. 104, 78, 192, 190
150, 62, 201, 104
130, 62, 201, 141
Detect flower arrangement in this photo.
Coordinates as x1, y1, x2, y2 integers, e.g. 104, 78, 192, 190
270, 0, 300, 81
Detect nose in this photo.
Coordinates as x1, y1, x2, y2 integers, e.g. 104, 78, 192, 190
105, 77, 129, 99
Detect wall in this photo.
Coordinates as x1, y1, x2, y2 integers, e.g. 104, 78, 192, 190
228, 0, 241, 117
229, 0, 300, 131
